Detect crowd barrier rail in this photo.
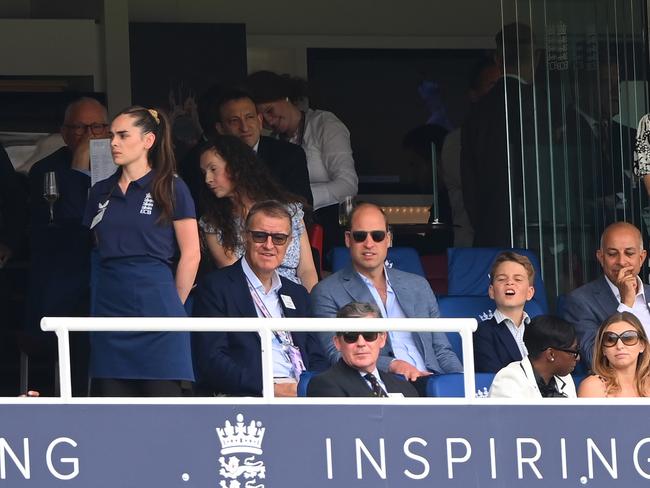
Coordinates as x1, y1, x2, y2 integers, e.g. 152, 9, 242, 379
39, 316, 478, 402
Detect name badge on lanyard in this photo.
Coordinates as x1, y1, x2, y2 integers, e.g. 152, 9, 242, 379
90, 200, 110, 229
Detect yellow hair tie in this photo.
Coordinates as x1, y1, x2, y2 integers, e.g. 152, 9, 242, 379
148, 108, 160, 125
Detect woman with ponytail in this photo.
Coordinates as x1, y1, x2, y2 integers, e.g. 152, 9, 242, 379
83, 106, 200, 397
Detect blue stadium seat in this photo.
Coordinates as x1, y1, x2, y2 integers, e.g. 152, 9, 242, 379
447, 247, 548, 313
297, 370, 316, 397
438, 295, 545, 361
330, 246, 425, 277
426, 372, 495, 397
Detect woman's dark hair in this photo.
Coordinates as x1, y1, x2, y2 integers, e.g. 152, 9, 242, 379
198, 135, 301, 252
524, 315, 576, 359
114, 106, 176, 222
245, 71, 308, 104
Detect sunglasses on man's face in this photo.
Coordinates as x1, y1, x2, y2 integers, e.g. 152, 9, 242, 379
349, 230, 387, 243
602, 330, 640, 347
338, 332, 380, 344
247, 230, 289, 245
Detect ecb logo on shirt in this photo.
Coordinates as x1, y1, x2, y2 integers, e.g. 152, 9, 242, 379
140, 193, 154, 215
216, 413, 267, 488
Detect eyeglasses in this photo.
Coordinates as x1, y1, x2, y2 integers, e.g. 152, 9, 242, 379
349, 230, 387, 243
338, 332, 379, 344
63, 123, 109, 136
602, 330, 640, 347
247, 230, 289, 245
553, 346, 581, 358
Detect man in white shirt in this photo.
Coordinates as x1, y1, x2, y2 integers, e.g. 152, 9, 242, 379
564, 222, 650, 368
193, 200, 327, 396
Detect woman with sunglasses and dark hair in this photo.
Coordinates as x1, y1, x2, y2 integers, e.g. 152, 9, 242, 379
578, 312, 650, 397
489, 315, 579, 398
198, 135, 318, 291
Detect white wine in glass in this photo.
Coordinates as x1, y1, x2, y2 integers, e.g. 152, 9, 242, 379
43, 171, 59, 225
338, 196, 354, 227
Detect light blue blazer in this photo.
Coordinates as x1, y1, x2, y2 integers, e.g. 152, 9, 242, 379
311, 264, 463, 374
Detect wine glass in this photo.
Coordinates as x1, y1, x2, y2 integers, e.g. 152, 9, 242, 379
43, 171, 59, 225
338, 196, 354, 227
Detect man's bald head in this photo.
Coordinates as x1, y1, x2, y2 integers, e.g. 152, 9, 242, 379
61, 97, 109, 151
597, 222, 646, 284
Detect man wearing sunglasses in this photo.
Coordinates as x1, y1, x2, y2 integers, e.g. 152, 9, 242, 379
307, 302, 418, 397
193, 200, 327, 397
312, 203, 462, 395
564, 222, 650, 369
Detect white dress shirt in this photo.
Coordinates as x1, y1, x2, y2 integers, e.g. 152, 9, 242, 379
493, 309, 530, 358
357, 269, 428, 372
604, 275, 650, 333
241, 257, 292, 378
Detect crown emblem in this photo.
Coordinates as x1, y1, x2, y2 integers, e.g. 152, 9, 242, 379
216, 413, 266, 455
479, 309, 494, 322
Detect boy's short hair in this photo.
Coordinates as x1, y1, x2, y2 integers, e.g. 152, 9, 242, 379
489, 251, 535, 284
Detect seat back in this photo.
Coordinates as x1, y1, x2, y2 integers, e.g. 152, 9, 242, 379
331, 246, 425, 277
425, 372, 496, 397
297, 370, 315, 397
447, 247, 548, 312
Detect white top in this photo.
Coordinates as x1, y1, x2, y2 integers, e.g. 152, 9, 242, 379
489, 356, 577, 399
604, 275, 650, 333
301, 109, 358, 210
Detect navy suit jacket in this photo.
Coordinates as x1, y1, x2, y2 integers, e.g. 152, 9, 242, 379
563, 275, 650, 369
307, 359, 418, 397
192, 259, 328, 395
474, 316, 523, 373
311, 263, 462, 374
257, 136, 313, 206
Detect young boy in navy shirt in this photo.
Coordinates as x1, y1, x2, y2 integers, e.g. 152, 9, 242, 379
474, 251, 536, 372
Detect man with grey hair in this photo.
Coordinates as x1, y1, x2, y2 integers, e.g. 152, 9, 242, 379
25, 96, 109, 396
307, 302, 418, 397
193, 200, 328, 397
564, 222, 650, 368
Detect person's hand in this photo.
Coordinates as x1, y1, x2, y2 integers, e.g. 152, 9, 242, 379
0, 242, 13, 268
388, 359, 432, 381
19, 390, 40, 398
70, 134, 91, 171
273, 382, 298, 397
615, 265, 638, 307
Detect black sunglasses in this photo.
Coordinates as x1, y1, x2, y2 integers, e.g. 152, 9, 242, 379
64, 123, 109, 136
553, 346, 581, 358
349, 230, 387, 243
602, 330, 640, 348
338, 332, 380, 344
247, 230, 289, 245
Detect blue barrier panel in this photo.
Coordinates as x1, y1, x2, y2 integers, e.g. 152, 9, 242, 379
1, 403, 649, 487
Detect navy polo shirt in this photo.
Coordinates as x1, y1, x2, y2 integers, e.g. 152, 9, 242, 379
83, 169, 196, 263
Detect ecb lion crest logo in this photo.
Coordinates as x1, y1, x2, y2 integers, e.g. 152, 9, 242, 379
216, 413, 266, 488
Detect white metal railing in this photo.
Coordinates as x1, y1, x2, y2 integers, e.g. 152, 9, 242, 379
40, 317, 478, 401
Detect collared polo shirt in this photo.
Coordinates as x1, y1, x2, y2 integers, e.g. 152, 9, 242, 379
83, 169, 195, 263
